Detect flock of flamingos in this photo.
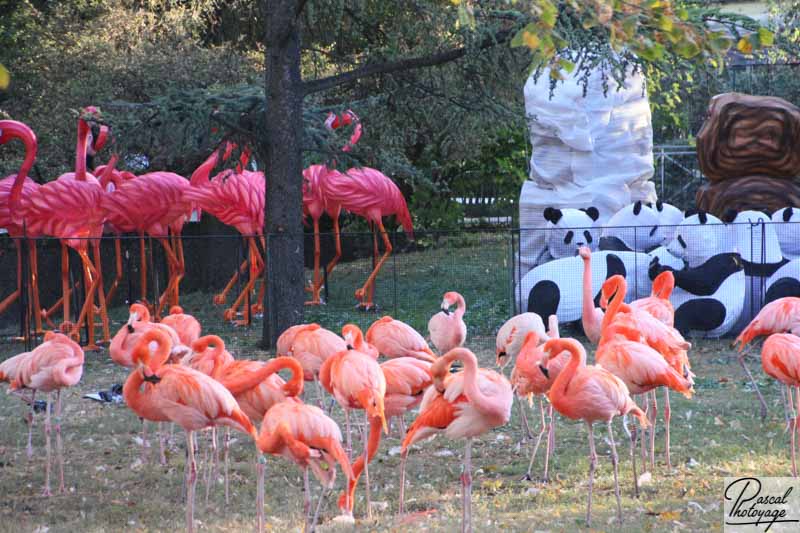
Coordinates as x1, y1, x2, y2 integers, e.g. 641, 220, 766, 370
2, 108, 800, 531
2, 264, 800, 532
0, 107, 413, 349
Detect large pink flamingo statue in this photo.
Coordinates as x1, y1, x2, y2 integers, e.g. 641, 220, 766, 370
18, 108, 110, 349
0, 119, 43, 336
319, 167, 414, 309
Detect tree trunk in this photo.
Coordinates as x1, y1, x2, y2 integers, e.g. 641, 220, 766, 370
260, 0, 304, 349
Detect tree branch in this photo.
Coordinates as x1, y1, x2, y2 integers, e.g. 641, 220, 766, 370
302, 25, 518, 96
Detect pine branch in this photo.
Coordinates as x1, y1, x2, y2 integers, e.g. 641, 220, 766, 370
302, 25, 519, 95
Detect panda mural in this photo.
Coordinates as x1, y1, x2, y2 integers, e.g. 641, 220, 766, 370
600, 201, 667, 252
772, 207, 800, 260
541, 207, 601, 260
724, 209, 787, 333
648, 211, 745, 337
517, 250, 653, 325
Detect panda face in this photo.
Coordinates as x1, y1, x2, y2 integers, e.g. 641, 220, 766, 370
772, 207, 800, 259
653, 200, 684, 243
543, 207, 600, 259
602, 201, 667, 251
667, 211, 726, 268
731, 210, 783, 264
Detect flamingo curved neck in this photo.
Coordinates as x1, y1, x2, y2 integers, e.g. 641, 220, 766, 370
190, 149, 219, 186
549, 341, 584, 399
75, 119, 91, 182
600, 279, 627, 333
3, 121, 38, 210
453, 294, 466, 319
581, 256, 602, 342
434, 348, 495, 416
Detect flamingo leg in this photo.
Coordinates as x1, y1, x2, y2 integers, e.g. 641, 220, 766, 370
355, 221, 392, 309
310, 485, 328, 533
139, 234, 148, 305
214, 258, 248, 305
42, 393, 52, 497
159, 422, 167, 466
789, 385, 797, 477
204, 427, 218, 505
104, 237, 123, 306
639, 394, 648, 470
345, 409, 352, 461
324, 213, 342, 281
60, 243, 71, 330
795, 387, 800, 478
544, 403, 555, 482
607, 422, 623, 525
363, 410, 372, 520
586, 423, 597, 527
41, 279, 81, 328
141, 419, 149, 463
26, 389, 36, 460
306, 218, 322, 305
71, 249, 103, 349
518, 397, 534, 442
186, 430, 197, 533
29, 243, 43, 335
461, 438, 473, 533
0, 239, 21, 316
55, 389, 65, 493
303, 467, 312, 530
649, 390, 658, 471
781, 385, 792, 433
91, 240, 111, 344
398, 449, 408, 516
171, 231, 185, 308
626, 415, 640, 498
256, 455, 266, 533
225, 237, 262, 325
524, 396, 547, 481
663, 388, 672, 470
738, 350, 769, 420
250, 235, 267, 316
155, 237, 180, 318
224, 427, 231, 504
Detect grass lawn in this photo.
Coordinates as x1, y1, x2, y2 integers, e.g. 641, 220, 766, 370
0, 237, 790, 532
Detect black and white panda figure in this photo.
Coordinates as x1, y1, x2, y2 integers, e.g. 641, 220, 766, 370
600, 201, 668, 252
542, 207, 601, 260
772, 207, 800, 260
765, 260, 800, 304
648, 211, 745, 337
653, 200, 684, 244
517, 250, 652, 325
725, 209, 787, 333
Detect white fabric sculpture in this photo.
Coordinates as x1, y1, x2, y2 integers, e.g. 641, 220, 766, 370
518, 62, 657, 281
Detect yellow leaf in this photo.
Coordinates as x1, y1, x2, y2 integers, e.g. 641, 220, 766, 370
659, 510, 682, 521
737, 37, 753, 54
0, 64, 8, 90
524, 32, 541, 50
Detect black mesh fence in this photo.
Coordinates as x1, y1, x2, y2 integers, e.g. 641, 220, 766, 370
2, 219, 800, 358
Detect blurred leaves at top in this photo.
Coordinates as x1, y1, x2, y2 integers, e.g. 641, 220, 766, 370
0, 0, 793, 230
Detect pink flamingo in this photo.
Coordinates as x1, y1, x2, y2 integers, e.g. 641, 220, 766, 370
511, 322, 568, 482
759, 334, 800, 476
0, 119, 43, 335
8, 331, 84, 496
595, 321, 693, 494
19, 108, 110, 349
319, 166, 414, 309
185, 146, 265, 323
282, 323, 347, 402
428, 291, 467, 354
600, 275, 693, 470
734, 297, 800, 420
400, 348, 512, 529
366, 316, 436, 362
109, 303, 184, 368
124, 328, 257, 533
160, 305, 202, 348
319, 325, 387, 517
630, 271, 675, 327
542, 337, 648, 526
0, 349, 41, 458
256, 400, 354, 531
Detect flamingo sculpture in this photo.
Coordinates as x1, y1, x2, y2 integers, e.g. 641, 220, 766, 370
319, 167, 414, 309
185, 145, 265, 323
0, 119, 43, 337
400, 347, 512, 531
542, 337, 648, 526
18, 108, 110, 349
427, 291, 468, 354
6, 331, 84, 496
124, 329, 257, 533
302, 164, 343, 305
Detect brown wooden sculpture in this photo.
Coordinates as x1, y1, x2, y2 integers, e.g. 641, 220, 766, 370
695, 93, 800, 217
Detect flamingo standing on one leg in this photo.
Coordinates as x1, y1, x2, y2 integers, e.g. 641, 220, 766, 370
184, 146, 265, 323
400, 348, 512, 530
759, 334, 800, 476
256, 400, 354, 532
366, 316, 436, 362
124, 329, 257, 533
0, 119, 44, 337
428, 291, 467, 354
319, 326, 387, 518
19, 108, 110, 349
302, 164, 344, 305
318, 167, 414, 309
511, 326, 569, 483
595, 322, 694, 496
542, 337, 649, 526
8, 331, 84, 496
734, 297, 800, 420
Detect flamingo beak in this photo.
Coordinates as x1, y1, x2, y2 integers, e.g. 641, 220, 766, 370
538, 364, 549, 378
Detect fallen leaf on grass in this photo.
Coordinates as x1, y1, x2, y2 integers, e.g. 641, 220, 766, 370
658, 510, 682, 521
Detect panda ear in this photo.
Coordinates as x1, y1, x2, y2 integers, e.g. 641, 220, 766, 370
784, 207, 793, 222
720, 209, 737, 224
656, 200, 663, 211
543, 207, 562, 224
684, 208, 697, 218
698, 211, 708, 224
633, 201, 642, 215
581, 206, 600, 221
